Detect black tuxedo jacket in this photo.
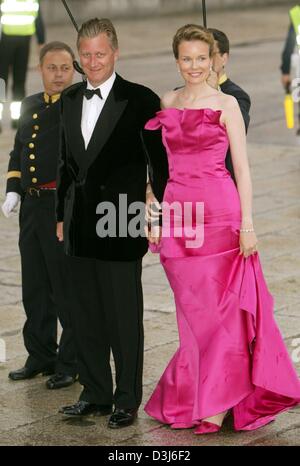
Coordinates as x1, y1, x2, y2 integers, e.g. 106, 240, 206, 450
56, 74, 168, 261
220, 78, 251, 184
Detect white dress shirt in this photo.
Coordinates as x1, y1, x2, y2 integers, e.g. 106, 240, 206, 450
81, 72, 116, 149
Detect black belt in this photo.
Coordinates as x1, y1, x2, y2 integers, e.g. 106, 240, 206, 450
26, 187, 56, 198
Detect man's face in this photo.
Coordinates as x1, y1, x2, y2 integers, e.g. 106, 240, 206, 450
40, 50, 74, 95
78, 33, 119, 87
211, 42, 228, 75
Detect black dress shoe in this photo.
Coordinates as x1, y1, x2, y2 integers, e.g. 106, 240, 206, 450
46, 373, 78, 389
59, 400, 112, 416
8, 366, 55, 381
108, 408, 138, 429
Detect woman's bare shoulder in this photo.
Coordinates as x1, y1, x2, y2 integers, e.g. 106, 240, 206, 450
219, 92, 239, 110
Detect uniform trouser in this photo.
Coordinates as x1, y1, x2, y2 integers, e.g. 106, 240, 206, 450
0, 34, 31, 101
19, 192, 77, 376
68, 256, 144, 409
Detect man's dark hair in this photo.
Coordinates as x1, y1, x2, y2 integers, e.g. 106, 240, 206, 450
40, 41, 75, 64
208, 28, 230, 55
77, 18, 118, 50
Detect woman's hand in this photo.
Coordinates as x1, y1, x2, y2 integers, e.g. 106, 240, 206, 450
145, 185, 162, 245
148, 224, 162, 245
239, 231, 258, 258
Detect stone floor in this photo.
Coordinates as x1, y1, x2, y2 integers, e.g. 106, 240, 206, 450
0, 5, 299, 446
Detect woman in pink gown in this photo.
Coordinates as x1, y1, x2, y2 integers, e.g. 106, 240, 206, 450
144, 24, 300, 434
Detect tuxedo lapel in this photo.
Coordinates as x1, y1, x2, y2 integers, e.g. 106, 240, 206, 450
64, 83, 86, 167
81, 76, 128, 173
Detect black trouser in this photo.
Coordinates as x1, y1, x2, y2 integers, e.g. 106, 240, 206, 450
68, 256, 144, 409
0, 34, 31, 101
19, 192, 77, 376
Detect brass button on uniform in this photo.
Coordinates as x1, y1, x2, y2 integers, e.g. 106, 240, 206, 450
30, 167, 36, 172
29, 154, 35, 160
33, 113, 38, 119
29, 143, 35, 149
32, 133, 37, 138
33, 125, 39, 131
32, 178, 37, 183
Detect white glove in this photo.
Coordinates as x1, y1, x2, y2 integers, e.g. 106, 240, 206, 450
1, 192, 20, 218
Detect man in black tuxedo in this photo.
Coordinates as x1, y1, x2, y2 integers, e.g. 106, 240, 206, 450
56, 18, 168, 428
208, 28, 251, 184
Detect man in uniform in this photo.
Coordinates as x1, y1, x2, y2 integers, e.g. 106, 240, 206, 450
208, 28, 251, 183
0, 0, 45, 131
1, 41, 77, 389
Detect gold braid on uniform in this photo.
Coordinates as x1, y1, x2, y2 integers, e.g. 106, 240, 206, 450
44, 93, 61, 104
218, 73, 228, 86
7, 171, 21, 179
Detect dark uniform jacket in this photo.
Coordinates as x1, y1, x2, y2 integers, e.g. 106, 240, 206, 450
281, 23, 296, 75
6, 92, 61, 194
220, 78, 251, 183
56, 74, 169, 262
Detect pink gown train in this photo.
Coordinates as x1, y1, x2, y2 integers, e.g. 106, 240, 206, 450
144, 108, 300, 431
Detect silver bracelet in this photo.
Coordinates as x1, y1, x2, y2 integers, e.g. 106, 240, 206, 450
240, 228, 255, 233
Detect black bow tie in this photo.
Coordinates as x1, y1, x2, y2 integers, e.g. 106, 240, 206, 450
84, 88, 103, 100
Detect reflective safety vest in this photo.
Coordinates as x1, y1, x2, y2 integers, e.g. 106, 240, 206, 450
0, 0, 39, 36
290, 5, 300, 51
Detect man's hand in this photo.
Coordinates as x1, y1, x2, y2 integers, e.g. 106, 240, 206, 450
57, 222, 64, 242
281, 74, 291, 89
1, 192, 20, 218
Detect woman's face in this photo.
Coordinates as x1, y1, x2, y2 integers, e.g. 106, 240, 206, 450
177, 40, 212, 85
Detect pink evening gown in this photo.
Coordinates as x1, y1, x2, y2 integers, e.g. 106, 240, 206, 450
144, 107, 300, 431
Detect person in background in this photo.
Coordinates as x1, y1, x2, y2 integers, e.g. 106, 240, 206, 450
280, 4, 300, 90
208, 28, 251, 184
281, 23, 295, 90
1, 41, 77, 390
0, 0, 45, 131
